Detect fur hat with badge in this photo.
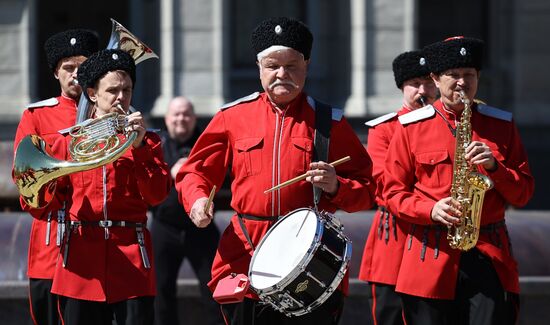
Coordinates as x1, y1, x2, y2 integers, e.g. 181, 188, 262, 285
392, 50, 431, 89
77, 49, 136, 101
251, 17, 314, 60
423, 36, 484, 74
44, 29, 99, 72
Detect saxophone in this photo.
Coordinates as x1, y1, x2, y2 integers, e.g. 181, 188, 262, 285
447, 91, 494, 251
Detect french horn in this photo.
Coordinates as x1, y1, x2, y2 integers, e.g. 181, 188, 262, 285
13, 109, 137, 208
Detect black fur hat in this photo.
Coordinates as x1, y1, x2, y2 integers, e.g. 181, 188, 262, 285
392, 50, 430, 88
251, 17, 313, 60
423, 36, 484, 74
44, 29, 99, 72
77, 49, 136, 100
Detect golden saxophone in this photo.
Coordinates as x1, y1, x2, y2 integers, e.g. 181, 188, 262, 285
447, 91, 494, 251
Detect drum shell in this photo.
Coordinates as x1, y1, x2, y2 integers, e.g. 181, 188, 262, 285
249, 208, 352, 316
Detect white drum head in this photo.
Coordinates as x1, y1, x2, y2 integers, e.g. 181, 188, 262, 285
249, 209, 319, 290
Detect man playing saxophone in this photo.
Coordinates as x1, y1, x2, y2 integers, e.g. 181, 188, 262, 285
12, 29, 98, 325
383, 37, 534, 324
50, 49, 171, 325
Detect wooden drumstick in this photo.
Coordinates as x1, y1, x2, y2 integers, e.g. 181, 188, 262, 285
264, 156, 351, 194
204, 185, 217, 215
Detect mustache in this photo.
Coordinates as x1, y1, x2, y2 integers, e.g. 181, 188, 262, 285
269, 80, 299, 90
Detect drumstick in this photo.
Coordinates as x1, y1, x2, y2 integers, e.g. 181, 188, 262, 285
204, 185, 217, 215
264, 156, 351, 194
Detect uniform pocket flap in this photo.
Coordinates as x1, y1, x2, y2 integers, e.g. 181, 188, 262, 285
291, 137, 313, 152
235, 137, 263, 152
416, 150, 449, 165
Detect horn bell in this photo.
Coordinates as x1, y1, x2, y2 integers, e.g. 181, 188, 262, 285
76, 18, 159, 123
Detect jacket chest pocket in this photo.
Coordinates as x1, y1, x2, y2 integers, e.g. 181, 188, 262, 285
234, 137, 263, 177
290, 137, 313, 175
415, 150, 451, 188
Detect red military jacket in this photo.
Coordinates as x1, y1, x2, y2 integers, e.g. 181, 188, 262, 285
13, 95, 77, 279
359, 107, 411, 285
383, 100, 534, 299
177, 92, 375, 299
50, 132, 171, 302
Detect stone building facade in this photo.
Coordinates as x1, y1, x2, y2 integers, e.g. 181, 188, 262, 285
1, 0, 549, 208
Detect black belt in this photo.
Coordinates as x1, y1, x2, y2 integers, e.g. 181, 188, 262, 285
64, 219, 150, 269
237, 214, 279, 251
238, 214, 279, 222
69, 220, 146, 228
408, 220, 509, 261
480, 220, 506, 232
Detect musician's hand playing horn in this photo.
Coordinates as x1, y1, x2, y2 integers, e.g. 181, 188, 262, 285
305, 161, 339, 196
124, 111, 146, 148
190, 197, 214, 228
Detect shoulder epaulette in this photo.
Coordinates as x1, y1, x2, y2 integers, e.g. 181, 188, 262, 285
220, 92, 260, 111
365, 112, 397, 127
306, 96, 343, 121
27, 97, 58, 109
398, 105, 435, 125
477, 104, 512, 122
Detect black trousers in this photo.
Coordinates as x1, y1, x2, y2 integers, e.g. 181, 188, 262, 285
58, 296, 154, 325
151, 218, 223, 325
401, 248, 519, 325
220, 290, 344, 325
29, 278, 59, 325
368, 283, 404, 325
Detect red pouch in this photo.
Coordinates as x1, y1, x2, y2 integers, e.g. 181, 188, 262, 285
212, 273, 250, 304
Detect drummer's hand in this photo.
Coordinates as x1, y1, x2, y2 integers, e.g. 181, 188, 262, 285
190, 197, 214, 228
306, 161, 339, 196
125, 111, 146, 148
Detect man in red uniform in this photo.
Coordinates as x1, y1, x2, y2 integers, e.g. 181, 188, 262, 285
383, 37, 534, 324
12, 29, 98, 325
50, 49, 171, 325
176, 17, 375, 324
358, 49, 437, 325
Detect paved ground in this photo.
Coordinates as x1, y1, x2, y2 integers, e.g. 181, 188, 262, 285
1, 210, 549, 324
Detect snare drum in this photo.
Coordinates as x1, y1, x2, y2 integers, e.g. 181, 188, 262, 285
248, 208, 352, 317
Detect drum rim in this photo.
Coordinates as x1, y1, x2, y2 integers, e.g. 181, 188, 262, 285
248, 207, 323, 292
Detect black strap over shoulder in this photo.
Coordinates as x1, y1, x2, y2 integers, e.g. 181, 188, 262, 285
313, 99, 332, 206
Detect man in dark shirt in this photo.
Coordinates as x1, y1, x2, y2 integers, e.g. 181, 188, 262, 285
151, 96, 223, 325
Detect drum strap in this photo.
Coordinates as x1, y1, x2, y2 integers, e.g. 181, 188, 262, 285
236, 214, 279, 251
313, 99, 332, 206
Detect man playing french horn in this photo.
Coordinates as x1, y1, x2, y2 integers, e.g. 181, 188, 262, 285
49, 49, 170, 325
383, 37, 534, 324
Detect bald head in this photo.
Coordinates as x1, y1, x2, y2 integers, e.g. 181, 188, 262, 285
165, 97, 197, 143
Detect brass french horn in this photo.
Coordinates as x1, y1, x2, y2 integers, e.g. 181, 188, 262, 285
13, 109, 137, 208
13, 19, 157, 209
